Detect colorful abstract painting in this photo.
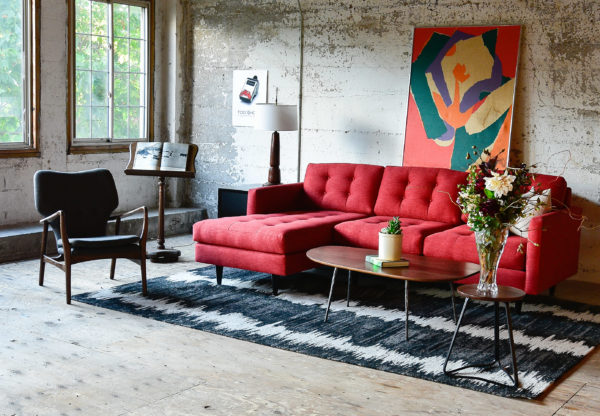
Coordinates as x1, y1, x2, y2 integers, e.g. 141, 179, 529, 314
403, 25, 521, 171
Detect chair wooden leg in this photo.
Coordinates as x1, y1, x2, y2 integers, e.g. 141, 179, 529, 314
39, 257, 46, 286
140, 256, 147, 296
65, 264, 72, 305
110, 258, 117, 280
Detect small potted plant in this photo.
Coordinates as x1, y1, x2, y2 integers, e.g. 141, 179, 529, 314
379, 216, 403, 260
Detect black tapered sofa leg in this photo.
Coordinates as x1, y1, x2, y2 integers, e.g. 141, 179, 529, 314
216, 265, 223, 285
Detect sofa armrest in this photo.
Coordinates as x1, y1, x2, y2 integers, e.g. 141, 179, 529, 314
247, 183, 306, 214
525, 207, 583, 294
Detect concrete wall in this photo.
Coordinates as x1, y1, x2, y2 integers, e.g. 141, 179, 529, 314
185, 0, 600, 282
0, 0, 178, 226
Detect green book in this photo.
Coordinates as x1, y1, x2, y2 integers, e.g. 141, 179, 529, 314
365, 255, 409, 268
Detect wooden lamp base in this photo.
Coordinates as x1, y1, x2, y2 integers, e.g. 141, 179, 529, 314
264, 131, 281, 186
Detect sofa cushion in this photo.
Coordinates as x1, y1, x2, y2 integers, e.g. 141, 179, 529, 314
423, 224, 527, 271
193, 211, 366, 255
333, 216, 456, 255
303, 163, 384, 214
374, 166, 467, 223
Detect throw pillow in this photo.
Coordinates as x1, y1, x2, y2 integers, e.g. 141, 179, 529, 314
509, 189, 552, 238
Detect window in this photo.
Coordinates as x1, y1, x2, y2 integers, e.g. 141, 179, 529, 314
69, 0, 153, 153
0, 0, 39, 158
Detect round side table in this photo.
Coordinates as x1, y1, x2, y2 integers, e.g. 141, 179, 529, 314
443, 284, 526, 388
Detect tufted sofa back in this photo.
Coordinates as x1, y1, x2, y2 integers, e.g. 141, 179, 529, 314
374, 166, 467, 223
303, 163, 384, 214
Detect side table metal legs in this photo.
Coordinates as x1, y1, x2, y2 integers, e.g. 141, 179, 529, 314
443, 298, 519, 388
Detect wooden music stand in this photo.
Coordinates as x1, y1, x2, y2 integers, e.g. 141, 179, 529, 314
124, 142, 198, 263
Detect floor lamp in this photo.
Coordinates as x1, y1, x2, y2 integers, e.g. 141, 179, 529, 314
254, 104, 298, 186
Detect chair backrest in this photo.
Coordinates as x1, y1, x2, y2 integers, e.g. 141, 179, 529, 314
34, 169, 119, 241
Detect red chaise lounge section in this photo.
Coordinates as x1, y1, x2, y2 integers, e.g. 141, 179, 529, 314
193, 163, 384, 293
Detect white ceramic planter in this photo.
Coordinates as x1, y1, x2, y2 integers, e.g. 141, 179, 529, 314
378, 232, 403, 261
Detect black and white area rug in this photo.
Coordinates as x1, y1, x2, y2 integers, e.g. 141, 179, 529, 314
73, 266, 600, 399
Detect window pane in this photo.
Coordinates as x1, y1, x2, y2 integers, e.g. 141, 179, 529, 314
75, 34, 91, 69
114, 38, 129, 73
130, 39, 142, 73
114, 73, 128, 106
75, 0, 90, 34
129, 107, 143, 139
114, 4, 128, 38
113, 106, 128, 139
76, 106, 91, 139
130, 74, 144, 106
91, 35, 108, 72
75, 70, 91, 106
0, 0, 24, 144
91, 106, 108, 139
90, 1, 108, 36
91, 71, 108, 106
130, 6, 142, 39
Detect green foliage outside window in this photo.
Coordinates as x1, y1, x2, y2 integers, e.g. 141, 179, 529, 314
0, 0, 25, 144
74, 0, 147, 142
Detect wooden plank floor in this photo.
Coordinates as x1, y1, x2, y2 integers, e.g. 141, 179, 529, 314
1, 234, 599, 415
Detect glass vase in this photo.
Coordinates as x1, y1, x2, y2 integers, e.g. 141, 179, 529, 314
474, 227, 509, 295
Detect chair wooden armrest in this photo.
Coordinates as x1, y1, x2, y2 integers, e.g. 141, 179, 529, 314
39, 210, 62, 224
110, 206, 148, 243
39, 210, 71, 257
109, 206, 147, 221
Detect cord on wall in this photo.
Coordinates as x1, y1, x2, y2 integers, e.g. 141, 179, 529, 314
296, 0, 304, 183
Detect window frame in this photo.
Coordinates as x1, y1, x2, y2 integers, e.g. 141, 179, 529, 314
67, 0, 154, 154
0, 0, 40, 159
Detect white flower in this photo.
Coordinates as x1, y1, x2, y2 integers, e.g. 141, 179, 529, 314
484, 172, 516, 198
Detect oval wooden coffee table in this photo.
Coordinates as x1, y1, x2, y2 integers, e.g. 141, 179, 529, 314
306, 245, 480, 340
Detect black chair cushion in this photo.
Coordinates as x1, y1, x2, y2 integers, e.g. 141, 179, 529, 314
59, 235, 140, 249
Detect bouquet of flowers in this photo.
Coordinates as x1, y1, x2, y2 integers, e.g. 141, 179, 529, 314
457, 148, 542, 293
457, 149, 539, 232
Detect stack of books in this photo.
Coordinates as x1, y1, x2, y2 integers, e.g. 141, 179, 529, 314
365, 255, 409, 268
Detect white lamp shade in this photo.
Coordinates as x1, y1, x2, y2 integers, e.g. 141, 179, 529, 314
254, 104, 298, 131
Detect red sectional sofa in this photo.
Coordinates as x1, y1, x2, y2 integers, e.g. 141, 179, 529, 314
193, 163, 581, 295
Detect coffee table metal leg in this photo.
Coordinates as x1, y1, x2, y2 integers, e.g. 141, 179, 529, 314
346, 270, 352, 307
449, 282, 457, 323
324, 267, 338, 322
405, 280, 409, 340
